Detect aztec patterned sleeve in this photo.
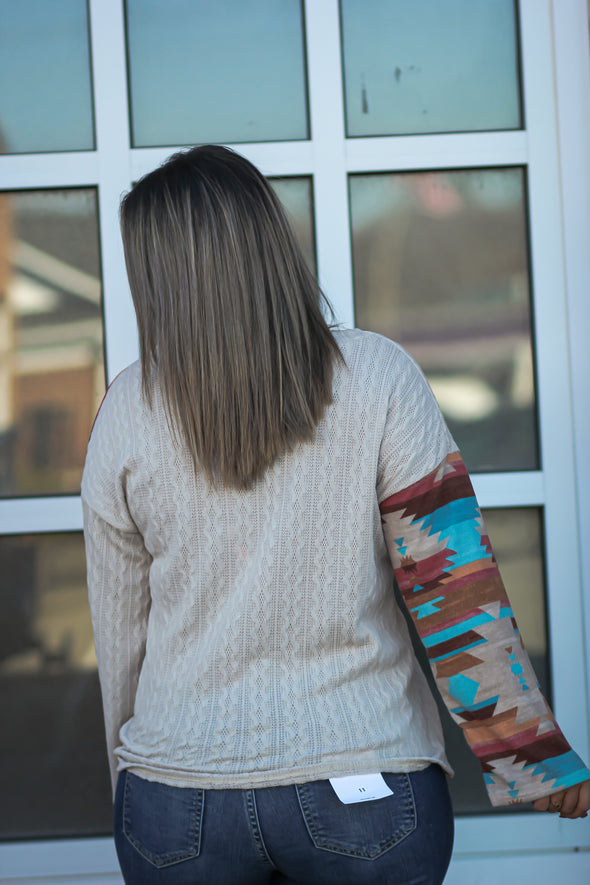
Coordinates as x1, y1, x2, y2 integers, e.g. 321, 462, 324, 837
380, 450, 589, 807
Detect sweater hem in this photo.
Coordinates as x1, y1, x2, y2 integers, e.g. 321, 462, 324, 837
117, 754, 454, 791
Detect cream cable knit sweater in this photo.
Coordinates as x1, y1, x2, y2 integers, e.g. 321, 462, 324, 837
84, 328, 589, 805
83, 330, 458, 796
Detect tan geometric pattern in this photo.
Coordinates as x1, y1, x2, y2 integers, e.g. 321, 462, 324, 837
381, 452, 589, 806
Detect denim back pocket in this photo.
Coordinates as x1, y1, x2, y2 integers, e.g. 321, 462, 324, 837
122, 771, 204, 868
296, 773, 416, 859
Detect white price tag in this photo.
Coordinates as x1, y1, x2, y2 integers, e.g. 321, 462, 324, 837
329, 773, 393, 804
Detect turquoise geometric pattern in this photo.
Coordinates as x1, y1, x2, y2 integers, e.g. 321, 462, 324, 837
448, 673, 480, 707
380, 451, 590, 807
410, 596, 445, 619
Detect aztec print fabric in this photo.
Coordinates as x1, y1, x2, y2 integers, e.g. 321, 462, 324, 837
380, 451, 589, 807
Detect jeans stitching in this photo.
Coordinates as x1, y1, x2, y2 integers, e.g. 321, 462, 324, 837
122, 771, 202, 868
243, 790, 275, 868
404, 772, 418, 837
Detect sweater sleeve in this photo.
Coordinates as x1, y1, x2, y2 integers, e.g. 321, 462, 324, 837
83, 500, 152, 798
380, 451, 589, 807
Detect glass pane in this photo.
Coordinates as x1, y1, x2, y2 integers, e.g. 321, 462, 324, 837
0, 188, 105, 496
350, 168, 538, 472
0, 0, 94, 154
398, 507, 548, 815
340, 0, 522, 137
0, 532, 111, 839
125, 0, 309, 147
269, 177, 316, 275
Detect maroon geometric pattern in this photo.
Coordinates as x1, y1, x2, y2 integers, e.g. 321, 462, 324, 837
380, 452, 589, 806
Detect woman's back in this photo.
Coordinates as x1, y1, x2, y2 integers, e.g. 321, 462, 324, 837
82, 328, 455, 791
83, 146, 589, 884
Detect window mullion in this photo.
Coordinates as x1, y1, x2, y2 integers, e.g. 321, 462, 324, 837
471, 471, 544, 508
304, 0, 354, 326
0, 154, 99, 190
552, 0, 590, 737
88, 0, 137, 382
0, 497, 82, 534
131, 143, 315, 182
345, 131, 528, 173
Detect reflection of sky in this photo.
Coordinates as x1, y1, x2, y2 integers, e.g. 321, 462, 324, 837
0, 0, 94, 153
126, 0, 308, 146
341, 0, 520, 136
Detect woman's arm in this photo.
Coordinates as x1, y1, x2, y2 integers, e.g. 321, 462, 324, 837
380, 451, 589, 811
83, 501, 152, 797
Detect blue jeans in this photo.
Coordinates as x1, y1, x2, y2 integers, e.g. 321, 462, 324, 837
113, 765, 454, 884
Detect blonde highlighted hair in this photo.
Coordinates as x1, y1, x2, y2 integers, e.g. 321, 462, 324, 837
120, 145, 343, 489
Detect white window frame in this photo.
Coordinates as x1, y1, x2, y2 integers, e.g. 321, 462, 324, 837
0, 0, 589, 880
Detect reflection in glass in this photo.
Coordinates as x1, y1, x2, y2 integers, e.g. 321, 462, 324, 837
400, 507, 548, 814
0, 189, 105, 496
270, 177, 316, 275
340, 0, 521, 137
0, 532, 111, 838
125, 0, 309, 147
0, 0, 94, 154
350, 168, 538, 472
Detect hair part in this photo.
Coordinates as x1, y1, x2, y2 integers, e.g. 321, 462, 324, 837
120, 144, 343, 489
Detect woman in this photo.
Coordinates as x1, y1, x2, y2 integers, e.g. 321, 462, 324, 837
82, 145, 589, 885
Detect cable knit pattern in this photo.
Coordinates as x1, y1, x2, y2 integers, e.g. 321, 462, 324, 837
82, 506, 151, 783
83, 330, 458, 796
82, 330, 588, 804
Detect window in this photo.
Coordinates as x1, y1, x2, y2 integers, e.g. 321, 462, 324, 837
340, 0, 522, 136
0, 532, 111, 839
349, 167, 537, 472
125, 0, 309, 146
0, 188, 104, 497
0, 0, 94, 154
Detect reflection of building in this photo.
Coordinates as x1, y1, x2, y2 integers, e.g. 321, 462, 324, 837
0, 531, 110, 840
0, 196, 104, 496
0, 197, 108, 837
0, 198, 108, 839
352, 172, 537, 471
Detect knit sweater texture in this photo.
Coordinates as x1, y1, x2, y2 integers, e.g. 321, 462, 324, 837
82, 328, 588, 805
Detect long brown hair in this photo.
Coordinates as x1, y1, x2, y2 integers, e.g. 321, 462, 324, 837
120, 145, 343, 489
